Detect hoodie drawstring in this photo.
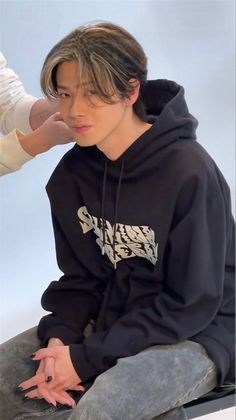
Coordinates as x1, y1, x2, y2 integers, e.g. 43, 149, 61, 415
100, 159, 124, 269
113, 160, 124, 269
101, 159, 108, 255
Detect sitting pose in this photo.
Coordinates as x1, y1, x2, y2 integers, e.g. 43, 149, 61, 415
0, 22, 234, 420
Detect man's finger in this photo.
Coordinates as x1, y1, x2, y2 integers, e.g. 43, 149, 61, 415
36, 386, 57, 407
44, 356, 55, 383
71, 384, 85, 392
18, 373, 45, 390
50, 389, 76, 408
31, 348, 56, 361
24, 388, 41, 399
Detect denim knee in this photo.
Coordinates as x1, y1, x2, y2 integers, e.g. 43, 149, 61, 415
73, 374, 120, 420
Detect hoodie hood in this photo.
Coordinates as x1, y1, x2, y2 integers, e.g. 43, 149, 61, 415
142, 79, 198, 138
89, 79, 198, 171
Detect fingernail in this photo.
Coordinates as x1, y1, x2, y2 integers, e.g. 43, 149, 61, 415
30, 353, 36, 358
23, 396, 30, 402
46, 376, 53, 383
17, 386, 24, 391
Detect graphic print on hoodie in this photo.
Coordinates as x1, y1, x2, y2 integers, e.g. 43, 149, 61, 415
77, 205, 158, 267
38, 80, 235, 386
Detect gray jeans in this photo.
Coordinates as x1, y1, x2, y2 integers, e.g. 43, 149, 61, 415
0, 327, 218, 420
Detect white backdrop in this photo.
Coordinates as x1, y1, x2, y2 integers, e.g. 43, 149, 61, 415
0, 2, 235, 419
0, 0, 235, 343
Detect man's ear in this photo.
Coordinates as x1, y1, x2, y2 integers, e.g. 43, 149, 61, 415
126, 79, 140, 106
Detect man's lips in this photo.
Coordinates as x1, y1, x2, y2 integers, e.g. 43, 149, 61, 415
72, 125, 92, 133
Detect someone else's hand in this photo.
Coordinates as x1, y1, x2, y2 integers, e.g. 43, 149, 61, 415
36, 112, 74, 148
19, 345, 84, 407
17, 112, 74, 156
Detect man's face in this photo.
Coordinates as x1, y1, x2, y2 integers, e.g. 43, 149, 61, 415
56, 60, 130, 153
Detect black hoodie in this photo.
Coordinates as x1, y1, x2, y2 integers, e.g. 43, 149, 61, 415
38, 80, 235, 386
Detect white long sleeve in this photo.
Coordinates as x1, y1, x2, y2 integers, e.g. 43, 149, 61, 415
0, 130, 33, 176
0, 52, 38, 134
0, 52, 37, 175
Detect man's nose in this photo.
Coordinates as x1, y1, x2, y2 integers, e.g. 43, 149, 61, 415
68, 96, 86, 117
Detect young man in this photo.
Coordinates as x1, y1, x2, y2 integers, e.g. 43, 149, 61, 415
0, 22, 234, 420
0, 52, 73, 176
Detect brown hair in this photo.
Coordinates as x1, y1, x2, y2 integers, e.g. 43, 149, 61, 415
40, 22, 148, 119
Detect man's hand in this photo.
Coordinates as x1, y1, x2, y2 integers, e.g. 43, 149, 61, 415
19, 345, 84, 408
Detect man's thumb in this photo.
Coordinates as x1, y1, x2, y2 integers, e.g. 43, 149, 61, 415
31, 348, 55, 360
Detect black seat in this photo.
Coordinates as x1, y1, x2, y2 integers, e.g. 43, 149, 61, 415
184, 383, 235, 419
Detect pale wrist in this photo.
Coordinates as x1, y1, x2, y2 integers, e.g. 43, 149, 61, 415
48, 337, 64, 347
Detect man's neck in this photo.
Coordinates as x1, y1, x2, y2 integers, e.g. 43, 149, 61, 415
98, 111, 152, 161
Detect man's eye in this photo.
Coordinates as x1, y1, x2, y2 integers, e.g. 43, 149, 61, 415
58, 92, 70, 99
85, 90, 98, 97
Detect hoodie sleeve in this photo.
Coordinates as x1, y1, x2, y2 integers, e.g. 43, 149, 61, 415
37, 212, 103, 346
69, 165, 235, 383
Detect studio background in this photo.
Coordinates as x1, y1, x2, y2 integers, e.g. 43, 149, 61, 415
0, 0, 235, 346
